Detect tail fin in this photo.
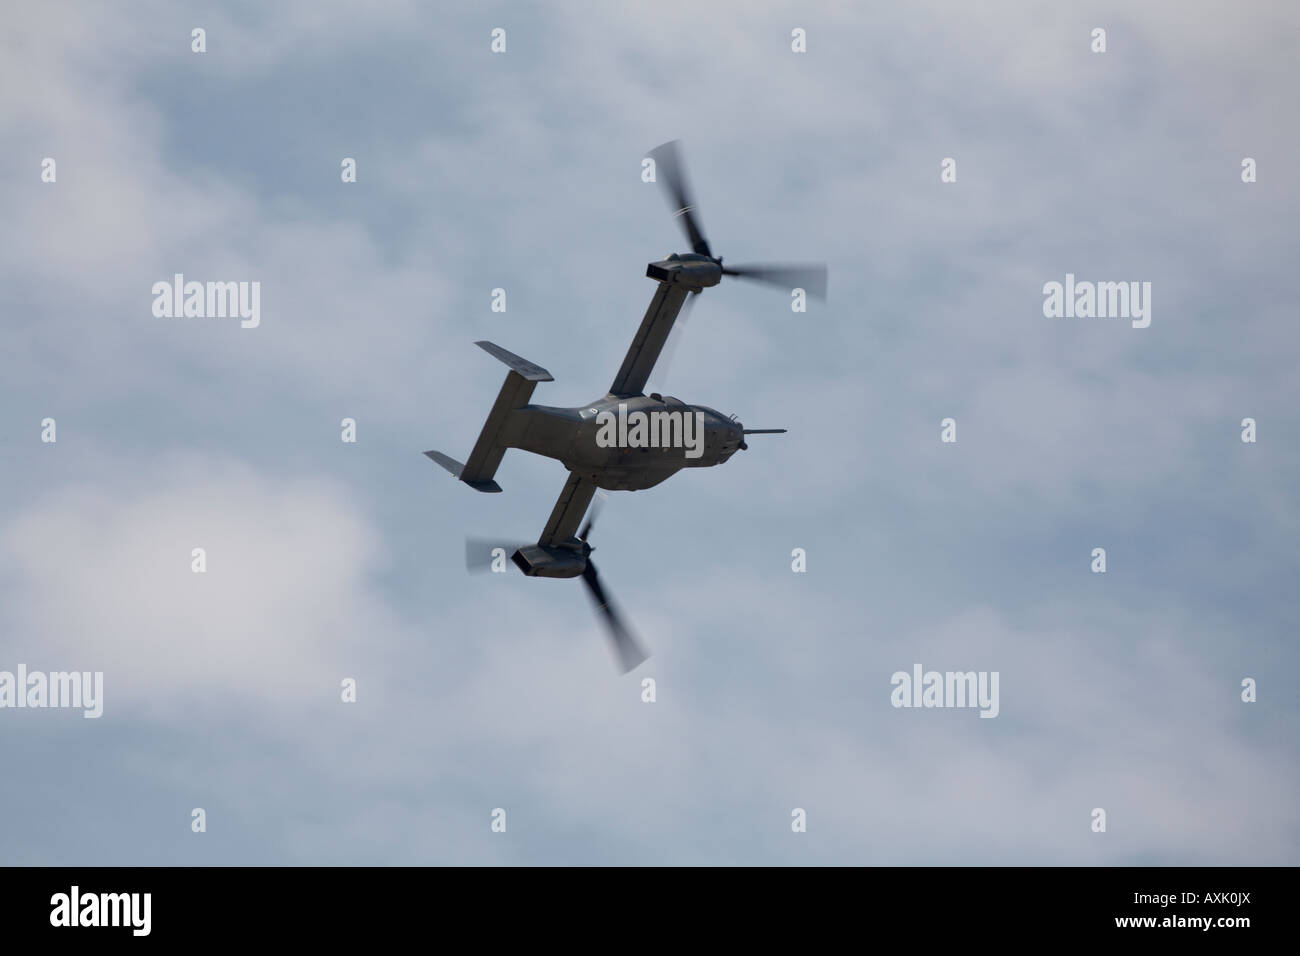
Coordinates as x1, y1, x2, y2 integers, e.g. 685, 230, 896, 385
424, 341, 553, 493
422, 449, 501, 493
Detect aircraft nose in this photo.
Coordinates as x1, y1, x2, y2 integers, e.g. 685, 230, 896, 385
724, 422, 745, 453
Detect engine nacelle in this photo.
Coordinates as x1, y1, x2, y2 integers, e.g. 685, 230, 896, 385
645, 253, 722, 291
512, 543, 587, 578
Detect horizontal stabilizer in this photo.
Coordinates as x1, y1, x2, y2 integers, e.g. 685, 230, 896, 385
475, 341, 553, 382
423, 450, 502, 493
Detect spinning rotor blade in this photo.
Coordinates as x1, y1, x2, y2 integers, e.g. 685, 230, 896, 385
647, 141, 828, 303
464, 537, 528, 573
649, 140, 712, 258
577, 494, 646, 672
577, 490, 608, 543
581, 561, 648, 673
721, 263, 828, 300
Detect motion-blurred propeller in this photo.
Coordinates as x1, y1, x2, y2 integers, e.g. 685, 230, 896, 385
721, 263, 827, 300
648, 140, 712, 258
576, 496, 648, 673
649, 140, 828, 300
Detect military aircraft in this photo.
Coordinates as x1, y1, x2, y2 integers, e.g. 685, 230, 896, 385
426, 141, 826, 671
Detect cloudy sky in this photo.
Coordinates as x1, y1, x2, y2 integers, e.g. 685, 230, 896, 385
1, 0, 1296, 865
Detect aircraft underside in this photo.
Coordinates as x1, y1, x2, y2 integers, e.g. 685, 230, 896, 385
424, 139, 821, 671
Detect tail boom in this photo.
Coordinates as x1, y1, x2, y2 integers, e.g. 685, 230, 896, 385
424, 340, 553, 493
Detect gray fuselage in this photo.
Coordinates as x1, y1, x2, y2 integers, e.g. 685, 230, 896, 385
502, 392, 745, 491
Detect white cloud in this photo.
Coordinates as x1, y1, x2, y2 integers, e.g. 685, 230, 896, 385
0, 456, 388, 714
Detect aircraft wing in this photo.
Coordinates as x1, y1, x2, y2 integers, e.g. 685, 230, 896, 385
608, 283, 691, 397
538, 471, 599, 547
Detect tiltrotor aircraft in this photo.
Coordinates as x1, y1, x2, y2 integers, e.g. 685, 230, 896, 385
427, 141, 826, 672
